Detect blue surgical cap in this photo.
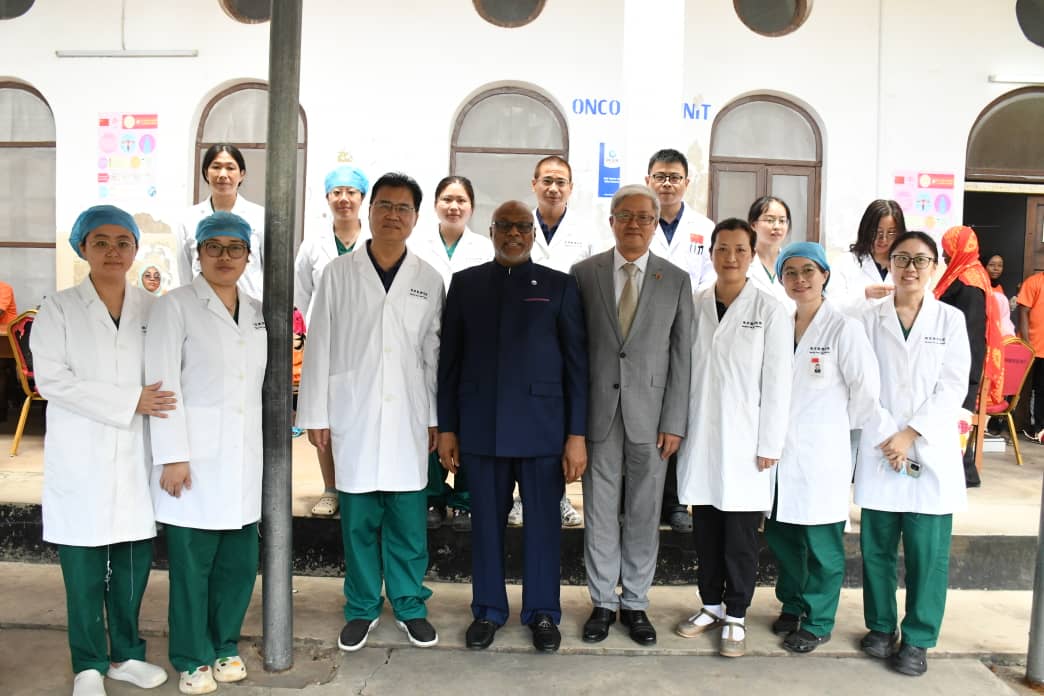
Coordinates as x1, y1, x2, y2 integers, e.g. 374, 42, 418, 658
324, 165, 369, 196
69, 205, 140, 259
776, 241, 831, 279
196, 212, 253, 247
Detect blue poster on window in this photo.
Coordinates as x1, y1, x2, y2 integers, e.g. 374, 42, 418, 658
598, 143, 620, 198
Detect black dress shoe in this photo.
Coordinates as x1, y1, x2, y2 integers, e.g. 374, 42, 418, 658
582, 607, 616, 643
465, 619, 499, 649
771, 612, 800, 636
619, 609, 657, 645
529, 614, 561, 652
782, 628, 830, 653
890, 642, 927, 676
860, 629, 898, 659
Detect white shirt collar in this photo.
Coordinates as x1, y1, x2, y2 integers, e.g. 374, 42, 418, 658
613, 248, 650, 274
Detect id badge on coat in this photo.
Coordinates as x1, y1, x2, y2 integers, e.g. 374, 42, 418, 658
809, 356, 823, 377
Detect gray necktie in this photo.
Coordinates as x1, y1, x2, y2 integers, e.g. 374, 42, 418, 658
618, 262, 638, 339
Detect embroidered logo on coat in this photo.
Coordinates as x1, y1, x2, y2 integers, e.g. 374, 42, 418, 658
923, 336, 946, 345
741, 320, 763, 329
253, 320, 266, 330
808, 345, 833, 355
409, 288, 429, 300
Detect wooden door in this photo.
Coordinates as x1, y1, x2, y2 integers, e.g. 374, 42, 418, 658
1025, 196, 1044, 276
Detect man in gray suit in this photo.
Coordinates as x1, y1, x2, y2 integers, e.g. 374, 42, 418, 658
571, 184, 693, 646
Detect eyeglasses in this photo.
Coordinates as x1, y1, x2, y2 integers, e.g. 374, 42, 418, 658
328, 187, 362, 199
890, 253, 934, 269
650, 173, 685, 184
372, 200, 416, 216
88, 239, 136, 253
781, 265, 822, 281
758, 216, 789, 227
875, 230, 898, 241
201, 241, 249, 259
538, 177, 570, 188
613, 212, 657, 226
491, 220, 535, 234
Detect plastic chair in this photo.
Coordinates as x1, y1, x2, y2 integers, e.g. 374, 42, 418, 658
984, 336, 1035, 466
7, 310, 44, 457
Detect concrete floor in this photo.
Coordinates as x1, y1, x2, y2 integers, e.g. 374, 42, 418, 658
0, 561, 1032, 695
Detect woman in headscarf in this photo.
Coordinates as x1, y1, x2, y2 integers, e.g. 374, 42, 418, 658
139, 265, 164, 295
147, 212, 267, 694
31, 205, 174, 696
934, 225, 1003, 488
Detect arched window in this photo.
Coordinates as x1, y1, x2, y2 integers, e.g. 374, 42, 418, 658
450, 86, 568, 235
709, 95, 822, 242
195, 82, 307, 246
0, 82, 56, 309
966, 87, 1044, 183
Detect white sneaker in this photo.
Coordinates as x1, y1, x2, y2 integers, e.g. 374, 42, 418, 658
73, 670, 106, 696
560, 496, 582, 527
213, 655, 247, 683
507, 497, 523, 526
178, 665, 217, 694
107, 659, 168, 688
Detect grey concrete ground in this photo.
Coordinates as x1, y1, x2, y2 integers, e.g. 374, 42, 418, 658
0, 561, 1034, 695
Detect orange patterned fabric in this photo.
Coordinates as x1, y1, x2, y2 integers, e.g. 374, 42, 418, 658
935, 226, 1003, 406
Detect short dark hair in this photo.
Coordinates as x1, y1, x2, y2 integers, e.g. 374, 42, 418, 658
710, 218, 757, 251
747, 195, 791, 226
888, 230, 938, 261
434, 175, 475, 207
647, 148, 688, 176
533, 156, 572, 181
370, 172, 423, 210
201, 144, 246, 185
851, 199, 907, 261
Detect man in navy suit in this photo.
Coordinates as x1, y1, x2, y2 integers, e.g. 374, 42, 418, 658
437, 199, 588, 653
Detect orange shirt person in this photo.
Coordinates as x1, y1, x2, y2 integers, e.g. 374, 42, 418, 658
0, 281, 16, 327
1017, 271, 1044, 438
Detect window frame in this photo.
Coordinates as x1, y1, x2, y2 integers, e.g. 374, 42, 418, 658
193, 81, 308, 245
708, 94, 822, 242
449, 86, 569, 169
965, 86, 1044, 183
472, 0, 546, 28
733, 0, 812, 38
0, 81, 56, 252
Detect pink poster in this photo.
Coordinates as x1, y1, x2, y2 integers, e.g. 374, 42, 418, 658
893, 170, 955, 239
97, 113, 159, 202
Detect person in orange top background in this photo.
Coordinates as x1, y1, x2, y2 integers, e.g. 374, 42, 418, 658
1017, 269, 1044, 441
0, 280, 16, 327
934, 226, 1003, 488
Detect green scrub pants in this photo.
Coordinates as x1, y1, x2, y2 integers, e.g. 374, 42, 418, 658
58, 539, 153, 674
764, 518, 846, 636
860, 508, 952, 648
339, 490, 432, 622
424, 451, 470, 512
164, 523, 259, 673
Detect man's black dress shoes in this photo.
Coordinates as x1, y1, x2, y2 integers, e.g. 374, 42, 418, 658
619, 609, 657, 645
582, 607, 616, 643
465, 619, 499, 649
529, 613, 561, 652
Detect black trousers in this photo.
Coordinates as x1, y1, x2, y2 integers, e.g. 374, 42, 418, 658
1033, 360, 1044, 429
691, 505, 763, 618
661, 453, 684, 517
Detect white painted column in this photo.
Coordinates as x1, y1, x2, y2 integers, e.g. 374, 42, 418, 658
620, 0, 686, 186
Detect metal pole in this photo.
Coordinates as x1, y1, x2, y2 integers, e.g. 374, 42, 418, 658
1028, 473, 1044, 684
261, 0, 302, 673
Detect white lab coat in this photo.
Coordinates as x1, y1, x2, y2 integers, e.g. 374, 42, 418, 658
531, 208, 599, 272
407, 225, 494, 290
827, 252, 894, 317
176, 196, 265, 299
293, 220, 371, 324
31, 280, 157, 547
296, 246, 444, 493
677, 281, 793, 511
774, 300, 881, 525
855, 295, 970, 515
747, 259, 796, 313
651, 204, 715, 291
146, 275, 267, 530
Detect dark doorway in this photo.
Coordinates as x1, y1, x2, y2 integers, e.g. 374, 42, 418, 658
963, 191, 1028, 297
